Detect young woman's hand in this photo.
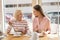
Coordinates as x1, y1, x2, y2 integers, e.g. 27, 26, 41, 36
33, 26, 38, 32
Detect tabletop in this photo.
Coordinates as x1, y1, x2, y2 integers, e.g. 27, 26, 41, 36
2, 34, 58, 40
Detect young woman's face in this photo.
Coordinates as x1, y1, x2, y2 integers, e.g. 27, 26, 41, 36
33, 9, 41, 17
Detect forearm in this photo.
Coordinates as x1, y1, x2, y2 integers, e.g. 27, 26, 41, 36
7, 25, 12, 34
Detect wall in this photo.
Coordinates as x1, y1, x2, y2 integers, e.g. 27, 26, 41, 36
0, 0, 2, 31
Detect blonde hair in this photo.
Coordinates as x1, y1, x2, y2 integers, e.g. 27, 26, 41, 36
13, 10, 22, 20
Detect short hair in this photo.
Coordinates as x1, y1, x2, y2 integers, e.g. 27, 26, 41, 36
13, 10, 22, 19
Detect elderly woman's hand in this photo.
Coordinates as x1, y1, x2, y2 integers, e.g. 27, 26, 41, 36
22, 27, 27, 34
14, 27, 27, 34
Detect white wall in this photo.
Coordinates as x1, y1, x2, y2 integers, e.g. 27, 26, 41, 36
42, 0, 59, 3
4, 7, 32, 13
42, 5, 59, 13
0, 0, 2, 31
4, 0, 32, 4
4, 0, 32, 13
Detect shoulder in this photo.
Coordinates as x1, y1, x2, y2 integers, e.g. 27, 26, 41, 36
44, 17, 50, 22
33, 17, 38, 22
9, 17, 16, 23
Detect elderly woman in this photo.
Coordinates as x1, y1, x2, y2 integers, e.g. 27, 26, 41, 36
7, 10, 28, 34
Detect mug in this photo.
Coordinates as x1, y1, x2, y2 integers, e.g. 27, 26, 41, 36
13, 32, 22, 36
30, 32, 39, 40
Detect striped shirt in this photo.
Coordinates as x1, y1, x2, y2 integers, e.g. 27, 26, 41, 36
7, 17, 28, 32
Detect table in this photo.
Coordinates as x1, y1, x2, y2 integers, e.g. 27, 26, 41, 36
2, 34, 58, 40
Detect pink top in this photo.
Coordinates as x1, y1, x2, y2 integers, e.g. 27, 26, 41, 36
33, 17, 50, 32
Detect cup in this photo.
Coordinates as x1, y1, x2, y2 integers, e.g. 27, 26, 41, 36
13, 32, 22, 36
30, 32, 39, 40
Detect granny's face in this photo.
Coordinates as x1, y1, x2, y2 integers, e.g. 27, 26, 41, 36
17, 12, 23, 20
19, 13, 22, 18
33, 9, 40, 17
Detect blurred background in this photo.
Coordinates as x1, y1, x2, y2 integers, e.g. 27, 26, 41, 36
33, 0, 60, 40
0, 0, 3, 32
3, 0, 32, 33
0, 0, 3, 40
3, 0, 59, 39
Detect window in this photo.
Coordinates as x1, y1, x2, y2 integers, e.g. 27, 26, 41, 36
42, 2, 58, 6
59, 2, 60, 5
59, 12, 60, 24
47, 12, 59, 24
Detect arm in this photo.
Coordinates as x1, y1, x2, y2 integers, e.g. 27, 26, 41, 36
23, 21, 28, 34
38, 18, 50, 32
6, 20, 12, 34
40, 20, 50, 34
47, 20, 50, 31
33, 18, 38, 32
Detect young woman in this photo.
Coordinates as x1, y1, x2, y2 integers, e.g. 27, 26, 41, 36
33, 5, 50, 33
7, 10, 28, 34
